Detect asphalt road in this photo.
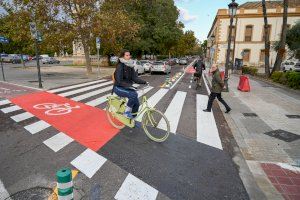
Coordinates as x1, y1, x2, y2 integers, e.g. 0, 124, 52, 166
0, 62, 249, 199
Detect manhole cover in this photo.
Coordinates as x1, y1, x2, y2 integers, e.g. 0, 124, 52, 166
286, 115, 300, 119
28, 80, 44, 83
9, 187, 52, 199
243, 113, 258, 117
264, 129, 300, 142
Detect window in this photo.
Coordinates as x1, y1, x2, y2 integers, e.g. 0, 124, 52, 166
227, 25, 236, 41
262, 25, 271, 41
243, 49, 251, 62
244, 25, 253, 42
260, 50, 265, 62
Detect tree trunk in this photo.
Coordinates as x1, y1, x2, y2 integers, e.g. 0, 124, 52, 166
262, 0, 271, 77
82, 39, 92, 75
272, 0, 289, 74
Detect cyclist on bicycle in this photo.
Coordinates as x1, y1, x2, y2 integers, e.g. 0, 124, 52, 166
113, 49, 148, 119
193, 58, 205, 86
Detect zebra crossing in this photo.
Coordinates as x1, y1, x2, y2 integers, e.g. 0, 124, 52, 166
0, 77, 223, 199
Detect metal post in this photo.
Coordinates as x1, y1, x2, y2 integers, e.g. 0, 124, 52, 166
35, 38, 43, 88
224, 15, 234, 92
0, 44, 5, 81
97, 48, 100, 78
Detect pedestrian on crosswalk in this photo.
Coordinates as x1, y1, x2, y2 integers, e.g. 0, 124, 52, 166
203, 64, 231, 113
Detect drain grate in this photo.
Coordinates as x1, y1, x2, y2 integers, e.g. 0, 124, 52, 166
243, 113, 258, 117
264, 129, 300, 142
286, 115, 300, 119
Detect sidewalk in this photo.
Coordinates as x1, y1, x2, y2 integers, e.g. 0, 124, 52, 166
205, 72, 300, 200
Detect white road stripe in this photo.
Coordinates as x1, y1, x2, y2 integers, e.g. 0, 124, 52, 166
48, 79, 107, 93
0, 99, 11, 106
114, 173, 158, 200
203, 73, 211, 95
158, 91, 186, 133
59, 81, 113, 97
11, 112, 34, 122
136, 88, 169, 122
43, 132, 74, 152
1, 105, 21, 113
86, 94, 111, 107
0, 179, 12, 200
189, 85, 191, 89
71, 85, 113, 101
137, 86, 154, 97
24, 120, 51, 134
71, 149, 107, 178
196, 94, 222, 150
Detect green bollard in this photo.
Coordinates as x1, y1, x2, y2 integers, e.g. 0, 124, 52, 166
56, 168, 73, 200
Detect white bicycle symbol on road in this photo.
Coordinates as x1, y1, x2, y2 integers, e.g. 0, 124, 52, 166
33, 103, 80, 116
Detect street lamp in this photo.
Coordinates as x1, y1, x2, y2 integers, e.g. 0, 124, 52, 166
224, 0, 238, 92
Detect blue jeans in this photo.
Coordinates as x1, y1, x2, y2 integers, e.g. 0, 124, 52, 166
114, 86, 139, 116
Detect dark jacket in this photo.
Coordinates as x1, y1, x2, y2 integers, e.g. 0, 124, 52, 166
193, 60, 205, 75
211, 69, 224, 93
114, 62, 146, 88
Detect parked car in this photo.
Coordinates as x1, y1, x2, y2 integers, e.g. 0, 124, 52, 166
32, 56, 43, 60
294, 62, 300, 72
42, 57, 60, 64
110, 56, 119, 63
179, 58, 187, 65
133, 60, 145, 74
281, 60, 298, 72
151, 61, 171, 74
140, 60, 152, 72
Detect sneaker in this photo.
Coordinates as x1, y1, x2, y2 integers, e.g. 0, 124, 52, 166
225, 108, 231, 114
203, 109, 211, 112
134, 121, 142, 128
124, 111, 134, 119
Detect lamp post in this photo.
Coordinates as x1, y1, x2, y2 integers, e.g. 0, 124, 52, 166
224, 0, 238, 92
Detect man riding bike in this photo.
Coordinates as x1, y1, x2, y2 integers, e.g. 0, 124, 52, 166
193, 58, 205, 87
113, 49, 148, 119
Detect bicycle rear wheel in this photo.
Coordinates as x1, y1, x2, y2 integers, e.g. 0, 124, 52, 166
105, 104, 125, 129
142, 109, 170, 142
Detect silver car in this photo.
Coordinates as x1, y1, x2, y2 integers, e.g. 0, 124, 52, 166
179, 59, 187, 65
140, 60, 152, 72
133, 60, 145, 74
151, 61, 171, 74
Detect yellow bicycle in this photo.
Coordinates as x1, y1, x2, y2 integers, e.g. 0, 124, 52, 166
105, 86, 170, 142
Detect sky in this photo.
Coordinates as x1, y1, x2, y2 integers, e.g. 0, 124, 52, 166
175, 0, 250, 42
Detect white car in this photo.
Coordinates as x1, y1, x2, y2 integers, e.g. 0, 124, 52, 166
140, 60, 152, 72
151, 61, 171, 74
281, 60, 298, 72
133, 60, 145, 74
179, 59, 187, 65
110, 56, 119, 63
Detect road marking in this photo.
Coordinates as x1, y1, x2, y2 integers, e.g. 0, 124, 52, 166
189, 85, 191, 89
158, 91, 186, 133
48, 79, 107, 93
86, 94, 110, 107
24, 120, 51, 134
196, 94, 223, 150
43, 132, 74, 152
11, 112, 34, 122
203, 73, 211, 95
1, 105, 21, 113
59, 81, 113, 97
114, 173, 158, 200
136, 88, 169, 121
71, 149, 107, 178
0, 99, 11, 106
137, 86, 154, 97
0, 179, 11, 200
0, 80, 43, 91
170, 72, 185, 90
71, 85, 113, 101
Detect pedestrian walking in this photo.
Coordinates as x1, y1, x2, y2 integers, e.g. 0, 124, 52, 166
203, 64, 231, 113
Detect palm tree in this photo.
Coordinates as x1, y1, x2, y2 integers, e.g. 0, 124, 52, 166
262, 0, 270, 77
272, 0, 289, 73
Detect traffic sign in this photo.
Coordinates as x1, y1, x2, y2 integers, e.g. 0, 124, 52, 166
96, 37, 101, 49
0, 36, 9, 44
29, 22, 37, 38
36, 31, 43, 42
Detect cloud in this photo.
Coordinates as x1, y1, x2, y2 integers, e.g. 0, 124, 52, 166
178, 8, 197, 23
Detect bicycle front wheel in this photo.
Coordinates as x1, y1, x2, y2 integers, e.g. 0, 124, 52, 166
105, 104, 125, 129
142, 109, 170, 142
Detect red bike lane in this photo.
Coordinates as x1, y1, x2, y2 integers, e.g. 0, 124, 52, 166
10, 91, 119, 151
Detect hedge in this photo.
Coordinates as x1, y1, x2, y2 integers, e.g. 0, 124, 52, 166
271, 71, 300, 89
242, 66, 258, 76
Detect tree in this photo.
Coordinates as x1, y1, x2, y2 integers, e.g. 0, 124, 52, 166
272, 0, 289, 73
173, 30, 198, 56
286, 21, 300, 59
59, 0, 103, 75
262, 0, 271, 77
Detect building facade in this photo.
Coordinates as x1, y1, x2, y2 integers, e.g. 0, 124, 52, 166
207, 1, 300, 67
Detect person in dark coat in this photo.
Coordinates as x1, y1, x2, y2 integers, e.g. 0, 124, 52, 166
203, 65, 231, 113
193, 59, 205, 86
113, 50, 147, 118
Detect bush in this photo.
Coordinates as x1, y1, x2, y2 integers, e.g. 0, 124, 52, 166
271, 71, 300, 89
242, 66, 258, 76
